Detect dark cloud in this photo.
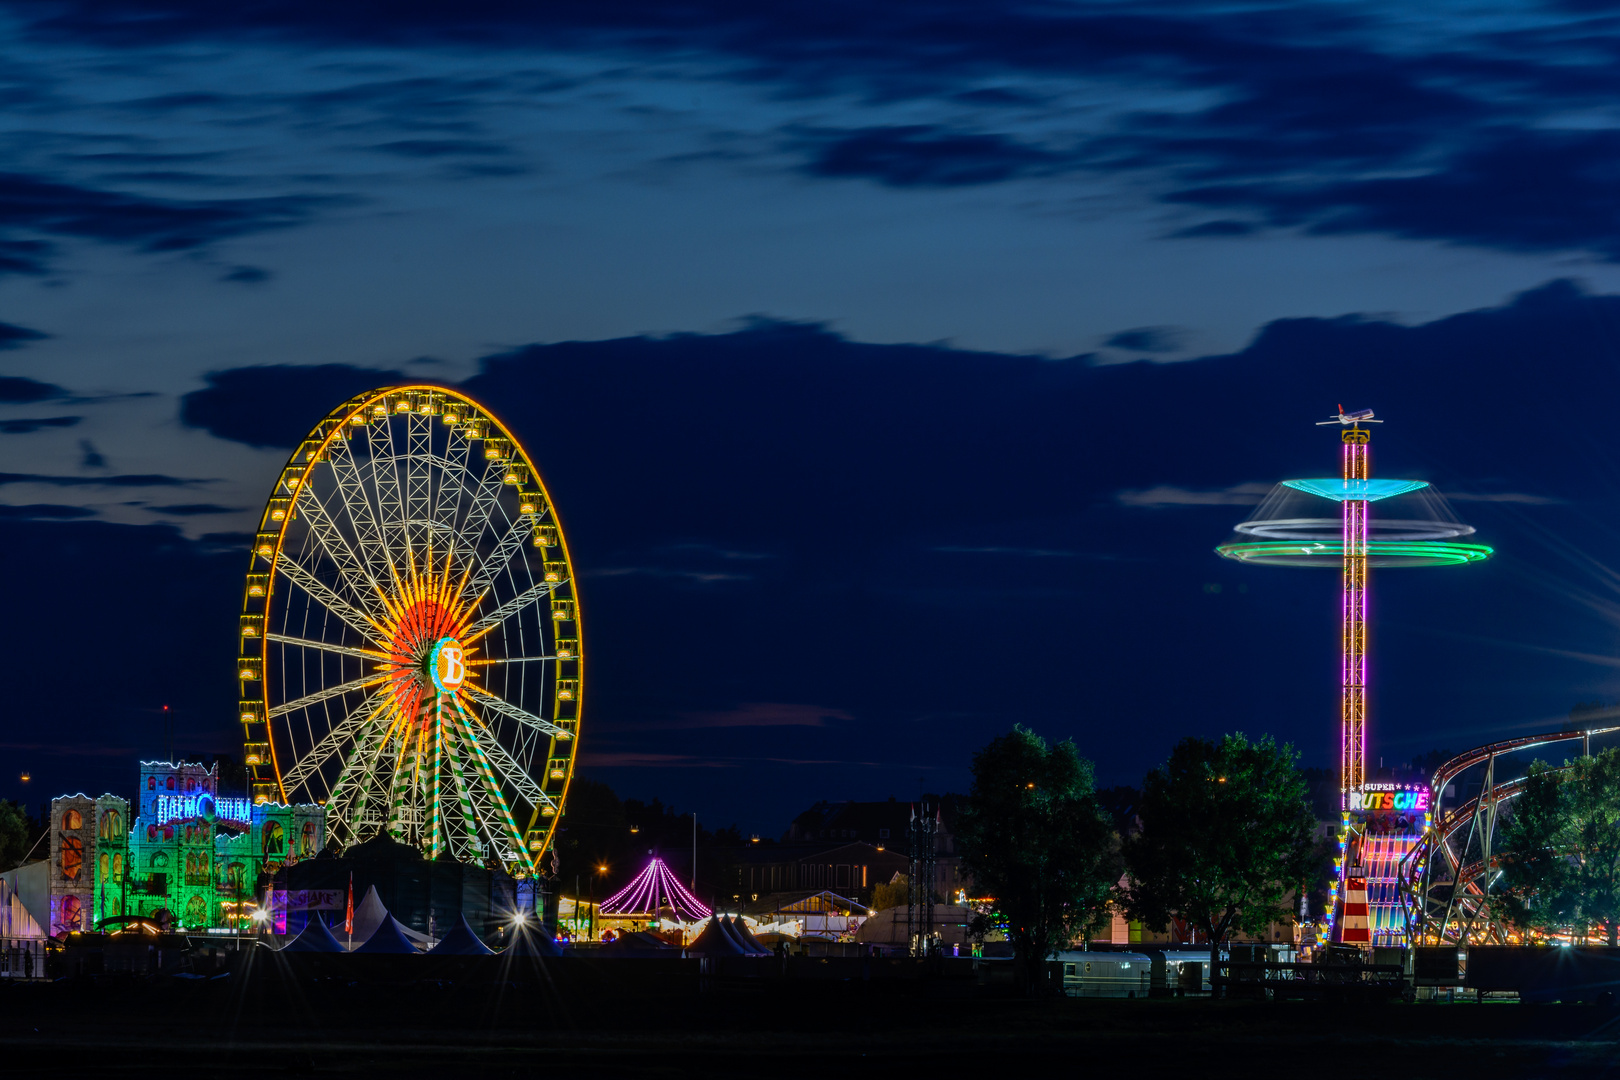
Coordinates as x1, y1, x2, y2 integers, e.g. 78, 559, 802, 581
1105, 327, 1184, 353
367, 139, 510, 159
1170, 130, 1620, 260
219, 265, 271, 284
0, 503, 95, 519
448, 279, 1620, 823
1168, 220, 1256, 239
179, 364, 408, 448
0, 171, 339, 274
0, 239, 52, 275
16, 2, 1617, 257
144, 503, 245, 515
0, 321, 48, 350
79, 439, 106, 468
0, 415, 79, 433
0, 517, 241, 807
798, 125, 1066, 187
0, 375, 63, 400
0, 471, 205, 486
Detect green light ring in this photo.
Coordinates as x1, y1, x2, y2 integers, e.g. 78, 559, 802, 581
1215, 540, 1493, 567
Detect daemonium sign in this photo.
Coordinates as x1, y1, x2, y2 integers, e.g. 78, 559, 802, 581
155, 793, 254, 826
1347, 786, 1430, 814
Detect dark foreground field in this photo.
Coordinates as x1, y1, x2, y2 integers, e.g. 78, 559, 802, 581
5, 953, 1620, 1078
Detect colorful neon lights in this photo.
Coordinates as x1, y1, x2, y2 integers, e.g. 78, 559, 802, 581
1281, 478, 1430, 502
599, 856, 711, 921
1343, 432, 1368, 803
1348, 788, 1430, 813
154, 794, 253, 826
1214, 540, 1493, 566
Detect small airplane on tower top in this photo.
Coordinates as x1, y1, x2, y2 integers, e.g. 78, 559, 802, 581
1317, 405, 1380, 426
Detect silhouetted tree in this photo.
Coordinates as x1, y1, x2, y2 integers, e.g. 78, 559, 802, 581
1121, 734, 1316, 988
0, 800, 28, 871
1494, 750, 1620, 944
957, 726, 1117, 995
870, 873, 909, 911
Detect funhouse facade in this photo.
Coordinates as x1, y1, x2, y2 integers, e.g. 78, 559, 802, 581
46, 761, 325, 934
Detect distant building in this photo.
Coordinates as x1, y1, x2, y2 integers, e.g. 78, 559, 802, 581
732, 840, 906, 907
742, 796, 969, 906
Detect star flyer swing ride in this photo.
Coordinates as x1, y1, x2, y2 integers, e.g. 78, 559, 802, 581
1217, 408, 1491, 947
236, 386, 582, 878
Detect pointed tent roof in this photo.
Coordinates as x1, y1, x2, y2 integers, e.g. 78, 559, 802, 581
427, 913, 494, 956
350, 884, 430, 946
350, 884, 389, 944
355, 914, 420, 954
687, 915, 746, 956
281, 914, 348, 953
720, 915, 766, 956
731, 915, 771, 954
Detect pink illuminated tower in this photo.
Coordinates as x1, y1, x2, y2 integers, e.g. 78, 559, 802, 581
1341, 422, 1370, 802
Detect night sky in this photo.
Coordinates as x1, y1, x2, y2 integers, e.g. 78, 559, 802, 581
4, 2, 1620, 836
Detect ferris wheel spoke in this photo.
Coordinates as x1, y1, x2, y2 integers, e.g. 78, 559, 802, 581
461, 511, 533, 604
331, 723, 398, 845
451, 460, 507, 583
405, 413, 433, 559
274, 552, 387, 646
265, 632, 387, 663
432, 429, 474, 537
436, 719, 484, 862
454, 700, 555, 812
329, 430, 397, 593
294, 479, 387, 618
464, 579, 557, 636
269, 672, 388, 719
273, 553, 387, 647
447, 706, 535, 869
463, 683, 572, 740
279, 688, 390, 796
369, 415, 410, 576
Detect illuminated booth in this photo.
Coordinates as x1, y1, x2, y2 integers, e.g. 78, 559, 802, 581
48, 760, 326, 935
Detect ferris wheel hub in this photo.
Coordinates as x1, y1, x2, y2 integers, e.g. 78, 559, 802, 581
429, 637, 467, 693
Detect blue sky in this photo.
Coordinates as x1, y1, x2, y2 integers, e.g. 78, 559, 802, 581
6, 1, 1620, 832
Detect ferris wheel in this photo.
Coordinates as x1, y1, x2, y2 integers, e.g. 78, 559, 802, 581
235, 385, 581, 876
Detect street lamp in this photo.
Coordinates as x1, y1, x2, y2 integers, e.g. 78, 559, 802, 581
592, 863, 609, 942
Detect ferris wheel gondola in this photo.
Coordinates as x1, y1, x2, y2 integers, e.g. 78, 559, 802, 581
235, 386, 580, 876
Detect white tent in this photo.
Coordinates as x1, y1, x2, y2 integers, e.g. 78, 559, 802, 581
349, 885, 431, 949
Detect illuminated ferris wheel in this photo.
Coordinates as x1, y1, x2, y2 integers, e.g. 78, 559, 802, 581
235, 385, 581, 876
